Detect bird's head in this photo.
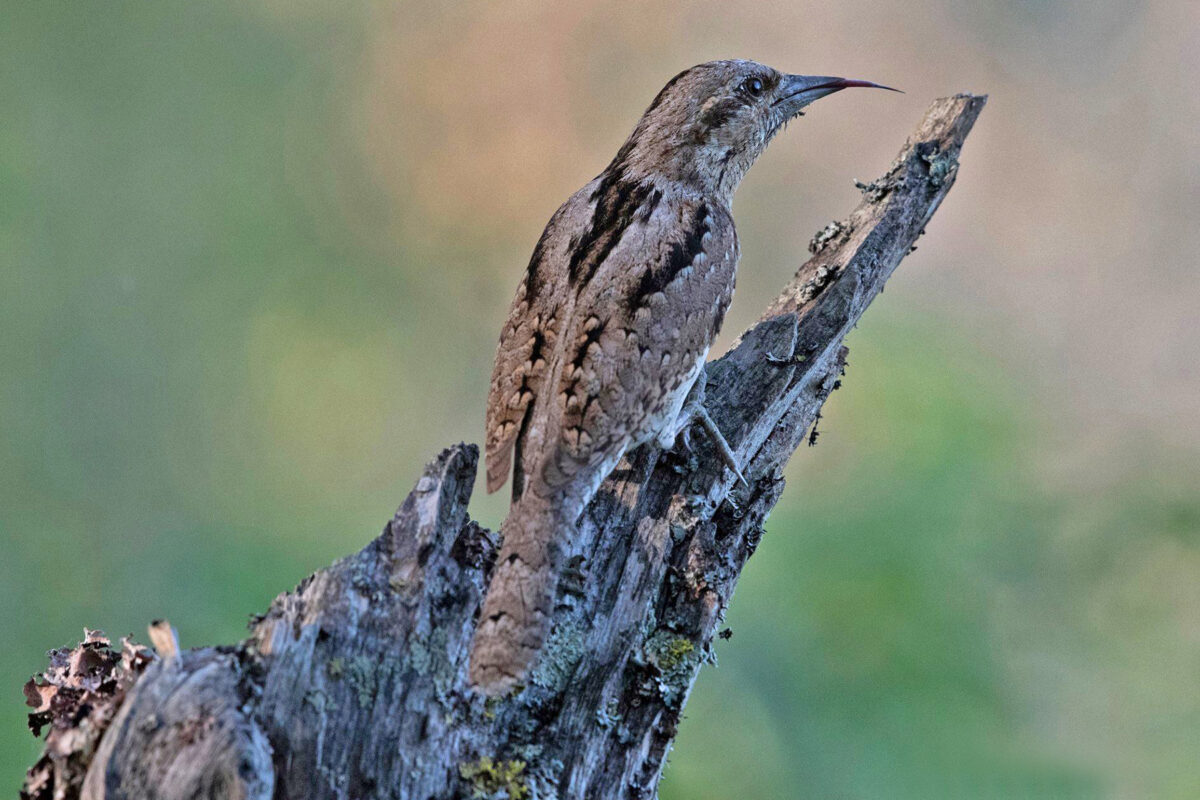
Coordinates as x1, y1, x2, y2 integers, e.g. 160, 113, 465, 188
612, 60, 898, 201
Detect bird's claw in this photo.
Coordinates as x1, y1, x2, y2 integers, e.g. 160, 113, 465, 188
667, 370, 746, 486
695, 408, 748, 487
668, 425, 701, 474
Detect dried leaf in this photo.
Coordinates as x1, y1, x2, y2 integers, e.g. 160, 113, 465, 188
23, 678, 56, 712
21, 628, 158, 799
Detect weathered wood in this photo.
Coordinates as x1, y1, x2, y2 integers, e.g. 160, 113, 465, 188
22, 94, 985, 800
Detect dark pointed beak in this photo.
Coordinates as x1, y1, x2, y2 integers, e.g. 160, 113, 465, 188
773, 74, 901, 110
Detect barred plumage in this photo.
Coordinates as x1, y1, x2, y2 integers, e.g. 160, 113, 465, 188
471, 60, 896, 694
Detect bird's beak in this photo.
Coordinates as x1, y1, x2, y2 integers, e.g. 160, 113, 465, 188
773, 74, 901, 112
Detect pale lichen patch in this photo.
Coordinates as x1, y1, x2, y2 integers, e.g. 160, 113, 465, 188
529, 619, 586, 692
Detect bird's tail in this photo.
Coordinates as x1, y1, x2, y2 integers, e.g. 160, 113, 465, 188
469, 490, 571, 695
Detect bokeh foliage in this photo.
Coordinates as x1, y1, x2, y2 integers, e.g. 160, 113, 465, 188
3, 2, 1198, 797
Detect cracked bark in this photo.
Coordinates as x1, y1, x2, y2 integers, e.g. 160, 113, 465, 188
22, 94, 986, 800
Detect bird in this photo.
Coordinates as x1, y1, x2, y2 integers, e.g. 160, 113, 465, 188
469, 60, 896, 695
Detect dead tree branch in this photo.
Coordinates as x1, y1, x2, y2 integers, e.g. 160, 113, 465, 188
22, 94, 986, 800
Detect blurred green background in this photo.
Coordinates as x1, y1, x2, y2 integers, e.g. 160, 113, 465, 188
3, 2, 1198, 797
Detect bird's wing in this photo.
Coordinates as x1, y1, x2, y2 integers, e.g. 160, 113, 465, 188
554, 198, 738, 473
484, 177, 612, 497
485, 218, 567, 496
486, 173, 666, 496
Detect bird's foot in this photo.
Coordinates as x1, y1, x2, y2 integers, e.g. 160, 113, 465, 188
665, 371, 747, 486
667, 425, 701, 474
692, 407, 747, 487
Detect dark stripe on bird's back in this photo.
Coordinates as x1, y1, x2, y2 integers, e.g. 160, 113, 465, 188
522, 221, 555, 296
509, 325, 546, 501
566, 171, 657, 287
629, 203, 710, 306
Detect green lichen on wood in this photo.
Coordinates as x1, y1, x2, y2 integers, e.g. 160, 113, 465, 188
643, 630, 702, 706
653, 636, 694, 669
303, 688, 337, 714
922, 147, 958, 187
404, 626, 454, 698
458, 757, 530, 800
595, 699, 621, 729
343, 655, 378, 709
528, 619, 585, 692
483, 695, 501, 721
405, 637, 432, 675
323, 654, 379, 709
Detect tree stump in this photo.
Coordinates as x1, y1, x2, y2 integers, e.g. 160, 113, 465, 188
22, 94, 986, 800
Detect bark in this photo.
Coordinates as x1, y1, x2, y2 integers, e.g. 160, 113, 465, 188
22, 94, 986, 800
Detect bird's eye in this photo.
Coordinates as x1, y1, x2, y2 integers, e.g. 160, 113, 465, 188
742, 77, 765, 97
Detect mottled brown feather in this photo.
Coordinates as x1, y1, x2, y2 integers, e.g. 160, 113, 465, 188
473, 59, 840, 694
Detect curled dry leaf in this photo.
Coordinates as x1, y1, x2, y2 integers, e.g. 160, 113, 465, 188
21, 630, 155, 800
